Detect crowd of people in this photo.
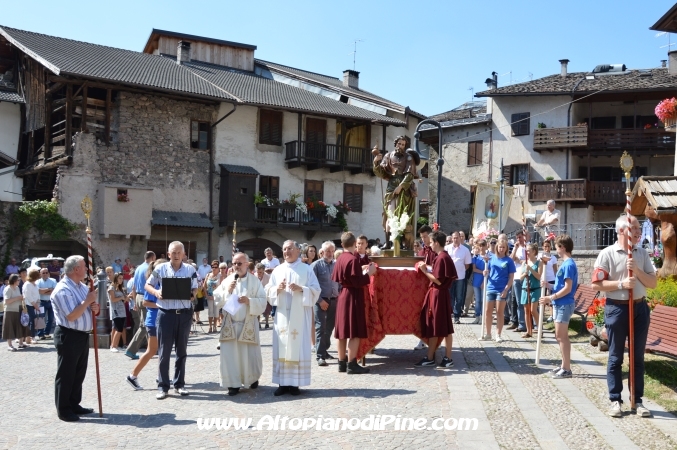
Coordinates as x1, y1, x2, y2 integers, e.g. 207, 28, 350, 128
1, 205, 656, 421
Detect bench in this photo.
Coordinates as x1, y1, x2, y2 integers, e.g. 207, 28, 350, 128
573, 284, 599, 333
646, 305, 677, 359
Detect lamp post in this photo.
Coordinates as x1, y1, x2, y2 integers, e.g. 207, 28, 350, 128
414, 120, 441, 224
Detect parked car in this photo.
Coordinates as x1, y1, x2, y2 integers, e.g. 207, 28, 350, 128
21, 255, 64, 271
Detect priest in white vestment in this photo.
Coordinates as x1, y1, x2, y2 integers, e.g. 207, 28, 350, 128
265, 240, 321, 396
214, 252, 268, 396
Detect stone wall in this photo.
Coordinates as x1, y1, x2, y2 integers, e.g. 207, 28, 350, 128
571, 249, 600, 285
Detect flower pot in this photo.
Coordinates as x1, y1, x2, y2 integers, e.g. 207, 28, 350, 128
393, 238, 401, 257
664, 117, 676, 129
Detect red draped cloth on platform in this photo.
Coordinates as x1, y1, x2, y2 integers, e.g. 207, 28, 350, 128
357, 267, 430, 359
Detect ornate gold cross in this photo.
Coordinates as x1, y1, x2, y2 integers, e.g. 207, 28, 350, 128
290, 329, 299, 340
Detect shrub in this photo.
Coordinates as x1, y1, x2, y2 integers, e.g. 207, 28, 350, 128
647, 276, 677, 309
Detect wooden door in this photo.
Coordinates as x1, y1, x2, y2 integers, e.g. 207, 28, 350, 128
306, 118, 326, 159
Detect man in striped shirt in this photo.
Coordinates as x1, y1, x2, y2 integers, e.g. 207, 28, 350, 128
51, 255, 100, 422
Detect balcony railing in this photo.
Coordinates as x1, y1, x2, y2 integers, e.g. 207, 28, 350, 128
529, 179, 631, 205
533, 127, 675, 153
254, 204, 342, 230
507, 222, 617, 250
285, 141, 372, 174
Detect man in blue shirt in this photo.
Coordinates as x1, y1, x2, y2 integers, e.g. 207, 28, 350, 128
125, 251, 156, 359
146, 242, 197, 400
311, 241, 339, 366
112, 258, 123, 275
37, 268, 58, 339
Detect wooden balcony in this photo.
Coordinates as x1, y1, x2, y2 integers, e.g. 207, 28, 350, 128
529, 179, 631, 205
533, 127, 675, 154
285, 140, 373, 174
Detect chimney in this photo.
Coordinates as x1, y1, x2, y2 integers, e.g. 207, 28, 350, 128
342, 70, 359, 89
661, 60, 668, 68
485, 71, 498, 90
559, 59, 570, 78
177, 41, 191, 65
670, 51, 677, 75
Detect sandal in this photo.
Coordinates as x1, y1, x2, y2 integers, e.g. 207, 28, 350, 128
521, 333, 532, 338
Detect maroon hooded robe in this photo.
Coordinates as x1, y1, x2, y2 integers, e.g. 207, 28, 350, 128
420, 250, 457, 338
333, 251, 370, 339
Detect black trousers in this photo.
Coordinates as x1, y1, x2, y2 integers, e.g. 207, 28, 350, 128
157, 308, 192, 392
54, 326, 89, 415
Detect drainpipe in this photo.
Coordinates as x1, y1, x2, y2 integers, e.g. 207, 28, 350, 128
565, 76, 586, 227
209, 103, 237, 259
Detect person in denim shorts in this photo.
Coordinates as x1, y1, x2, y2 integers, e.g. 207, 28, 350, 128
481, 239, 516, 343
592, 215, 656, 419
539, 235, 577, 379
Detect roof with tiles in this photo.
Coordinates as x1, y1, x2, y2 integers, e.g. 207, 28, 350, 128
0, 26, 406, 125
631, 176, 677, 215
0, 89, 24, 103
476, 68, 677, 97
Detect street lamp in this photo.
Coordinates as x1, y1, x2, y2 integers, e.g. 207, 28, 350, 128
414, 120, 442, 225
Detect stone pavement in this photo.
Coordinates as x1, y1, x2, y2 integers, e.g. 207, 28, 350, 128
0, 319, 675, 449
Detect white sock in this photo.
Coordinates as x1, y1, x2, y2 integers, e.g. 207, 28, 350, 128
129, 374, 136, 380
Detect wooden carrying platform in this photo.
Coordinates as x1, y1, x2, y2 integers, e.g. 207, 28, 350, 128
370, 255, 423, 268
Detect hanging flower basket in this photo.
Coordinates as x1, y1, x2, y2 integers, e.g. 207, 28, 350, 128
117, 193, 130, 202
655, 98, 677, 128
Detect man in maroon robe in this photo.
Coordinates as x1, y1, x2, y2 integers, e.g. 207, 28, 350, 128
415, 231, 457, 368
356, 235, 370, 266
332, 232, 376, 374
417, 225, 436, 266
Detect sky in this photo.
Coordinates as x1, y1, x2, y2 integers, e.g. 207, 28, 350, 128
2, 0, 676, 116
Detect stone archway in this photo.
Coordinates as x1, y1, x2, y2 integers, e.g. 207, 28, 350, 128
237, 238, 282, 261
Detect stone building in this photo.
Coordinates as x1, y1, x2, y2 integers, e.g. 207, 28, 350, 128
0, 26, 424, 265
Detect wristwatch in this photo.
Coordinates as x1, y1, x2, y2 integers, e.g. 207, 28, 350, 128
617, 281, 623, 290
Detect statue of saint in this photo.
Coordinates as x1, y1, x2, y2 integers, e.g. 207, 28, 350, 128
372, 136, 419, 250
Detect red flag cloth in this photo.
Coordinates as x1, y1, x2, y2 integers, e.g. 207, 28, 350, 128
356, 266, 429, 359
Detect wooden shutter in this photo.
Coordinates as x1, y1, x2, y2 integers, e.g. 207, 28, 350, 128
467, 141, 483, 165
304, 180, 324, 201
343, 183, 363, 212
306, 118, 326, 144
511, 112, 530, 136
259, 109, 283, 145
260, 176, 280, 199
502, 164, 512, 186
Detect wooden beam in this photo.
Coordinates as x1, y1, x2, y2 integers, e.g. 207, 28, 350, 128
45, 82, 64, 96
81, 85, 88, 132
44, 95, 51, 160
14, 155, 72, 177
105, 89, 111, 145
65, 84, 72, 156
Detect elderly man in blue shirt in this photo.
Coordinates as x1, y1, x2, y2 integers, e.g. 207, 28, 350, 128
51, 255, 100, 422
146, 242, 197, 400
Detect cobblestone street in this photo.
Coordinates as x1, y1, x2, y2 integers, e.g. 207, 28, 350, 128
1, 320, 675, 449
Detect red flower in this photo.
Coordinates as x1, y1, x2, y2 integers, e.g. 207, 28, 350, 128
592, 299, 600, 307
599, 298, 606, 306
586, 321, 594, 330
588, 306, 596, 316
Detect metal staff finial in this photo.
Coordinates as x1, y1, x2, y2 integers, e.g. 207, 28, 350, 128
81, 195, 93, 233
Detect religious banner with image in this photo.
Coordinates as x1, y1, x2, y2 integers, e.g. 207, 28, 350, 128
471, 181, 514, 236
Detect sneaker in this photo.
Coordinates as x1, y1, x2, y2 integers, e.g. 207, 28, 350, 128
453, 318, 461, 324
156, 391, 168, 400
124, 351, 139, 360
495, 334, 504, 343
317, 358, 327, 367
507, 323, 518, 330
550, 366, 562, 374
311, 347, 316, 353
471, 317, 481, 324
438, 357, 454, 368
323, 353, 336, 360
414, 357, 435, 367
552, 368, 572, 379
110, 347, 120, 353
7, 346, 17, 352
175, 388, 189, 396
546, 317, 554, 323
608, 400, 622, 418
126, 375, 143, 391
633, 403, 652, 418
479, 334, 492, 341
414, 340, 427, 350
513, 328, 526, 333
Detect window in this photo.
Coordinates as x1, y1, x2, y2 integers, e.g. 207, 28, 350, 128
467, 141, 483, 165
420, 163, 429, 178
191, 120, 210, 149
259, 109, 283, 145
470, 185, 477, 206
511, 112, 530, 136
343, 184, 363, 212
590, 116, 616, 130
304, 180, 324, 202
502, 163, 530, 186
259, 176, 280, 199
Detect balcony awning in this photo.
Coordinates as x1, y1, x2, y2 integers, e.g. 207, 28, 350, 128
219, 164, 260, 176
151, 210, 213, 229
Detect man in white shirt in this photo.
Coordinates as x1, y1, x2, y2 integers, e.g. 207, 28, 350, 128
261, 247, 280, 274
445, 232, 472, 324
537, 200, 561, 231
197, 258, 211, 282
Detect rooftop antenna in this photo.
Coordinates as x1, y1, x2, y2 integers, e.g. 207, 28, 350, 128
468, 86, 474, 100
352, 39, 363, 71
528, 72, 533, 80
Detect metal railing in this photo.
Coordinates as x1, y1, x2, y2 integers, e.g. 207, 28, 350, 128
284, 140, 371, 172
254, 204, 341, 229
505, 222, 617, 250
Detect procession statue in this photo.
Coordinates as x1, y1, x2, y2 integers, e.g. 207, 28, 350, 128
372, 136, 420, 250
